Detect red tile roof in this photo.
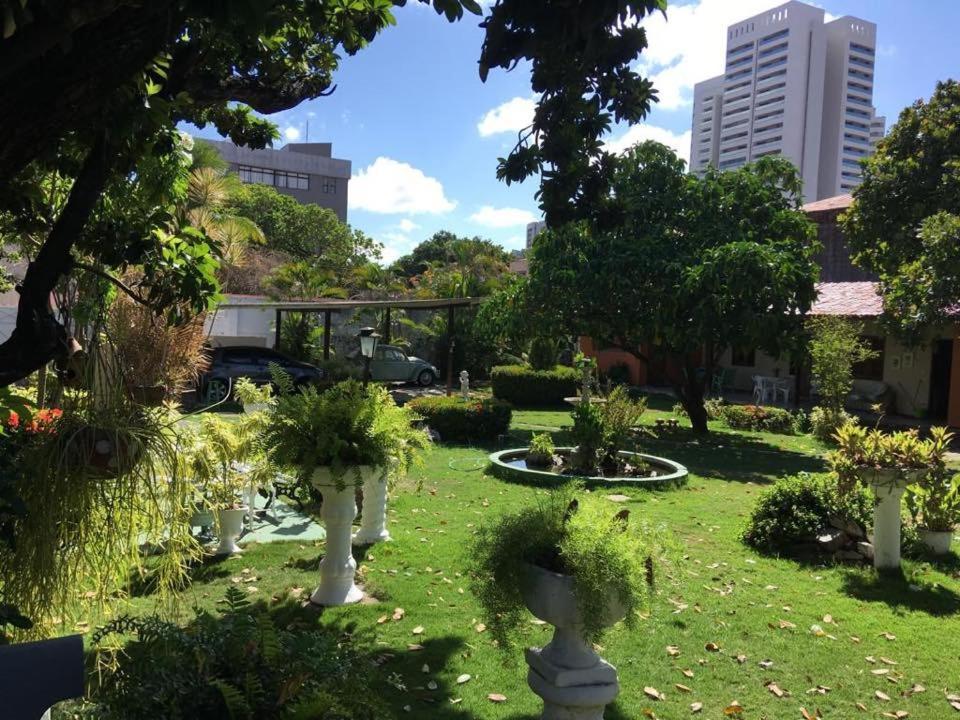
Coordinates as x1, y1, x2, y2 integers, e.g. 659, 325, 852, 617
802, 194, 854, 213
810, 281, 882, 317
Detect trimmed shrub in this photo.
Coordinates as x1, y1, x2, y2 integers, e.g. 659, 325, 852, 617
407, 395, 512, 443
721, 404, 795, 434
810, 406, 856, 443
741, 473, 873, 553
491, 364, 579, 406
527, 337, 560, 371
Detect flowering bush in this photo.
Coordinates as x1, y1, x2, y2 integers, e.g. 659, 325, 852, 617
721, 404, 795, 434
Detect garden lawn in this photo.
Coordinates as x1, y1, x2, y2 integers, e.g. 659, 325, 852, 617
96, 407, 960, 719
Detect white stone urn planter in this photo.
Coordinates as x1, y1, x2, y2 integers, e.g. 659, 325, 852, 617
215, 507, 248, 555
353, 467, 390, 545
919, 528, 954, 555
859, 468, 924, 570
520, 563, 625, 720
309, 467, 377, 606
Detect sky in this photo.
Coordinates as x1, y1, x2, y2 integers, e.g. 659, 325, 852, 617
189, 0, 960, 264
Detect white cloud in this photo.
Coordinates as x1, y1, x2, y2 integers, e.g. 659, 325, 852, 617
283, 125, 301, 141
636, 0, 779, 110
350, 157, 456, 215
477, 96, 536, 137
605, 124, 692, 165
469, 205, 537, 228
398, 218, 420, 233
378, 232, 416, 265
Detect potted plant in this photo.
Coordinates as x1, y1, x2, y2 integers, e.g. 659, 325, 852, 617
907, 427, 957, 554
187, 414, 265, 555
262, 377, 428, 605
233, 377, 275, 415
525, 432, 556, 468
829, 423, 931, 569
469, 486, 673, 719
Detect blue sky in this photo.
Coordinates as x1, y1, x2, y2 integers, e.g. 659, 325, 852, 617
189, 0, 960, 263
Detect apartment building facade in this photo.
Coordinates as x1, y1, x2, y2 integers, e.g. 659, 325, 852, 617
205, 139, 352, 221
690, 1, 884, 201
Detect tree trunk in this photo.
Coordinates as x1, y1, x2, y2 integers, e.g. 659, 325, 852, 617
673, 354, 709, 435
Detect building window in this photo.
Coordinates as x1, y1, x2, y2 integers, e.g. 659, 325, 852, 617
237, 165, 309, 190
853, 336, 885, 381
322, 177, 337, 194
731, 347, 756, 367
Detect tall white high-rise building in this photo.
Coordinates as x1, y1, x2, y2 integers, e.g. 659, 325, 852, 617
690, 1, 881, 200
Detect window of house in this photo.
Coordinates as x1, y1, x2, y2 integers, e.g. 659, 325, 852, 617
852, 336, 885, 381
731, 347, 756, 367
322, 177, 337, 194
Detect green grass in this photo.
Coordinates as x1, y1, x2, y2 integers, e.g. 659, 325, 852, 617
78, 407, 960, 719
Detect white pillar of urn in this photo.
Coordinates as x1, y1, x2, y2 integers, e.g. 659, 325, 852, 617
310, 467, 365, 606
863, 468, 917, 571
353, 467, 391, 545
522, 565, 623, 720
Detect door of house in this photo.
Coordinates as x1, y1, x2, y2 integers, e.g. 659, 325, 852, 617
928, 339, 953, 421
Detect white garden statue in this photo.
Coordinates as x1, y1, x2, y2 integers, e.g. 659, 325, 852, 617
459, 370, 470, 399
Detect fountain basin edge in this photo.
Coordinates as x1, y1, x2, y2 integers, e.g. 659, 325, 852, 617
488, 447, 688, 489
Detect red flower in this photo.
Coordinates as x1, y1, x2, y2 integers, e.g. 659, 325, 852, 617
6, 411, 19, 429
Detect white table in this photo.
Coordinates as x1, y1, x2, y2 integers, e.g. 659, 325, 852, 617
753, 376, 791, 405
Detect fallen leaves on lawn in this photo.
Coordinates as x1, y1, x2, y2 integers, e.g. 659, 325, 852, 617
705, 642, 721, 652
880, 712, 909, 719
487, 693, 506, 703
880, 656, 898, 665
666, 645, 681, 657
905, 684, 924, 696
474, 623, 486, 633
456, 674, 471, 685
412, 626, 424, 635
681, 669, 695, 678
735, 654, 748, 664
644, 686, 665, 701
392, 608, 405, 621
722, 701, 744, 715
880, 631, 897, 641
876, 690, 891, 702
407, 644, 424, 651
675, 683, 692, 693
801, 707, 823, 719
765, 681, 787, 698
758, 660, 774, 669
690, 701, 703, 713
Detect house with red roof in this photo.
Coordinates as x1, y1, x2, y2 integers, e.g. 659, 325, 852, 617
586, 194, 960, 426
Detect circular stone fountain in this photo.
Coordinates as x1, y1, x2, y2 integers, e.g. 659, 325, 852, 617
488, 447, 688, 489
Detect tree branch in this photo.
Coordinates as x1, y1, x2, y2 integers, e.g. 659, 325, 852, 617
73, 261, 158, 311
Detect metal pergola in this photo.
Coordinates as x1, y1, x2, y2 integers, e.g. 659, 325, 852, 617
214, 297, 482, 394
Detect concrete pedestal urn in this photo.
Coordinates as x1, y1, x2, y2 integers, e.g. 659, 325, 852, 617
215, 507, 248, 555
353, 467, 390, 545
309, 467, 370, 606
919, 528, 953, 555
860, 468, 922, 570
521, 564, 625, 720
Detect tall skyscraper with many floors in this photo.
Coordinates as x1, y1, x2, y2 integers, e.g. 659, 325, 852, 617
690, 1, 884, 200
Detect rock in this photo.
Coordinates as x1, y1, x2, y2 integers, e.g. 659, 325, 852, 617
834, 549, 865, 562
856, 541, 874, 560
816, 528, 848, 553
828, 515, 865, 539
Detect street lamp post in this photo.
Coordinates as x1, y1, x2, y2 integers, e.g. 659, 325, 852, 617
359, 326, 380, 389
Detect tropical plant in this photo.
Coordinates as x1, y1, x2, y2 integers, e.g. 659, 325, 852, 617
185, 413, 270, 510
808, 316, 877, 415
741, 473, 873, 553
906, 427, 959, 532
106, 293, 210, 398
527, 143, 817, 434
0, 356, 200, 636
262, 377, 429, 489
468, 486, 673, 649
526, 432, 556, 467
569, 386, 646, 473
828, 423, 931, 494
233, 377, 274, 408
840, 80, 960, 343
86, 586, 395, 720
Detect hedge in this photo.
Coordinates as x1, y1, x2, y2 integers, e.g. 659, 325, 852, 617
490, 365, 579, 406
721, 404, 795, 434
407, 396, 512, 444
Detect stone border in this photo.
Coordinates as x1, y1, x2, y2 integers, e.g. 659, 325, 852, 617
488, 447, 688, 489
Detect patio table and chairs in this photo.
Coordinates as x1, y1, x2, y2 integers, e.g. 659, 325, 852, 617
752, 375, 791, 406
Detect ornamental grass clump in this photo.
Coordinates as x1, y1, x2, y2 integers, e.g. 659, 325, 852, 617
468, 485, 675, 649
261, 376, 429, 489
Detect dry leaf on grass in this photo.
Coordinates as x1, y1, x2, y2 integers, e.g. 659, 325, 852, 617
667, 645, 681, 657
392, 608, 405, 621
765, 682, 787, 698
682, 669, 695, 678
644, 686, 665, 701
412, 626, 424, 635
690, 701, 703, 713
675, 683, 692, 693
876, 690, 891, 702
705, 642, 721, 652
456, 674, 471, 685
723, 701, 744, 715
487, 693, 506, 703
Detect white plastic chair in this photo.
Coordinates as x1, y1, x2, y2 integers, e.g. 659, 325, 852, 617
751, 375, 765, 405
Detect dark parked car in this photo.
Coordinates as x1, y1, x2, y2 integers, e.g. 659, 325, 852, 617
199, 346, 324, 403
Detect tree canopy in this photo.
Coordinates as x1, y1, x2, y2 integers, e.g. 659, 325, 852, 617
840, 79, 960, 343
527, 141, 818, 433
0, 0, 665, 386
